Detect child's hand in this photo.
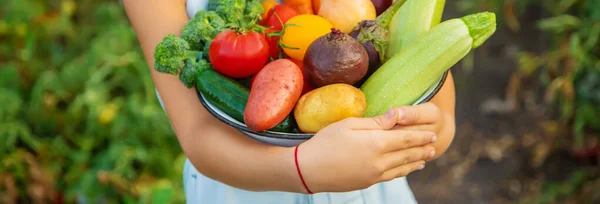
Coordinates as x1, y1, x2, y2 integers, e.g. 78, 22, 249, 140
392, 102, 445, 135
294, 108, 437, 193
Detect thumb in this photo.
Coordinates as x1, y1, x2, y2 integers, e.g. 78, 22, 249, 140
345, 108, 398, 130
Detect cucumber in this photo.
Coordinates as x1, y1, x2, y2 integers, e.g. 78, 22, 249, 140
361, 12, 497, 117
196, 68, 299, 133
269, 114, 300, 133
237, 76, 254, 89
197, 68, 249, 122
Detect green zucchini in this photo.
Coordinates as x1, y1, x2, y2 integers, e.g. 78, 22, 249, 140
361, 12, 497, 117
386, 0, 446, 60
196, 68, 299, 133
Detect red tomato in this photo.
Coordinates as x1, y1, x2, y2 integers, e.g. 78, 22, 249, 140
209, 30, 270, 79
265, 27, 281, 59
259, 0, 280, 25
266, 5, 300, 31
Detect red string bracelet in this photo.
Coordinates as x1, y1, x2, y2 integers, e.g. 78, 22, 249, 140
294, 145, 313, 194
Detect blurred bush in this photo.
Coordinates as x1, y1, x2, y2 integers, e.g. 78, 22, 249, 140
0, 0, 185, 203
457, 0, 600, 147
455, 0, 600, 202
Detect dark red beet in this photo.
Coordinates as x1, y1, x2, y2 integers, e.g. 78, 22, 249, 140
304, 28, 369, 88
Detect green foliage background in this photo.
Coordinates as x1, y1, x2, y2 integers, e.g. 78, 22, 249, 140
0, 0, 185, 203
457, 0, 600, 146
456, 0, 600, 202
0, 0, 598, 203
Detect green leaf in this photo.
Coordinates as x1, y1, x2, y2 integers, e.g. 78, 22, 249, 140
583, 22, 600, 50
517, 52, 544, 76
589, 0, 600, 21
537, 14, 581, 33
1, 1, 183, 202
151, 182, 176, 204
569, 33, 590, 67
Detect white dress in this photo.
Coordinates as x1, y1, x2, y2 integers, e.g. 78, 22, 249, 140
154, 0, 420, 203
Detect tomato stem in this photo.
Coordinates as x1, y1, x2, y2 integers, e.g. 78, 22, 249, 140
273, 11, 285, 30
251, 24, 268, 33
279, 41, 299, 50
262, 10, 302, 59
283, 23, 301, 29
266, 30, 284, 37
278, 47, 286, 59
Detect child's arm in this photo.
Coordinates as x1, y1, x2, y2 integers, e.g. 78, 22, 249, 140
394, 72, 456, 161
122, 0, 437, 194
122, 0, 306, 193
427, 72, 456, 160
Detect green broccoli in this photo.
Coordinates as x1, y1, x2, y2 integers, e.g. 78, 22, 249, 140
207, 0, 265, 31
244, 0, 263, 24
181, 10, 226, 51
202, 39, 213, 60
213, 0, 246, 27
153, 34, 201, 75
180, 59, 210, 88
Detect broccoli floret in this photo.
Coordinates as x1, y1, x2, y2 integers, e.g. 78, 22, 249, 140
154, 34, 201, 75
202, 39, 212, 60
181, 10, 226, 51
214, 0, 246, 27
244, 0, 263, 23
180, 59, 210, 88
208, 0, 264, 30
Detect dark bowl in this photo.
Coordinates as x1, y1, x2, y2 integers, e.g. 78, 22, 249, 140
197, 71, 449, 147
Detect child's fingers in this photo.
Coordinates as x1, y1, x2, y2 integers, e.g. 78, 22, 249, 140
396, 102, 440, 125
393, 124, 436, 132
373, 130, 436, 153
380, 145, 435, 169
378, 160, 427, 182
341, 108, 398, 130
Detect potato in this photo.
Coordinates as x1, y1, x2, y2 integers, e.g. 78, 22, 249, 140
294, 83, 367, 133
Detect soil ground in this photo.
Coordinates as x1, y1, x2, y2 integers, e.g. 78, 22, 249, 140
406, 4, 599, 204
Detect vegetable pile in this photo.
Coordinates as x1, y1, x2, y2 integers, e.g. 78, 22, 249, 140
153, 0, 497, 134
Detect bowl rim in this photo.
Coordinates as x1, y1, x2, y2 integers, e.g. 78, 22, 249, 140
196, 70, 450, 140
